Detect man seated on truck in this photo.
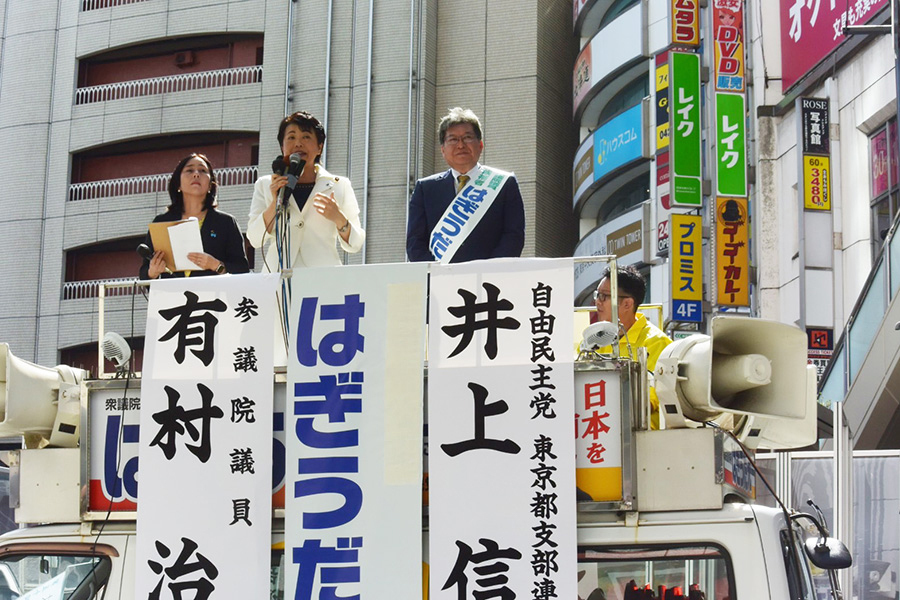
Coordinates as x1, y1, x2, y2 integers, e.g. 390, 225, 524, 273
591, 265, 672, 429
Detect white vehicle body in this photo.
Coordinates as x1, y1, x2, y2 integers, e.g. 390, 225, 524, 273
0, 306, 846, 599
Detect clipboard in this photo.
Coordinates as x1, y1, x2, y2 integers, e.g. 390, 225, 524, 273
148, 219, 203, 272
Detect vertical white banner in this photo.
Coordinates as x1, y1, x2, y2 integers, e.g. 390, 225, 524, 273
429, 258, 576, 600
285, 263, 427, 600
136, 273, 278, 600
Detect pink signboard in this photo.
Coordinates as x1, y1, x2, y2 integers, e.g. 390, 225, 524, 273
870, 120, 899, 198
780, 0, 888, 90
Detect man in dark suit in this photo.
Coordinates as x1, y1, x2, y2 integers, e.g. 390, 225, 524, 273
406, 107, 525, 262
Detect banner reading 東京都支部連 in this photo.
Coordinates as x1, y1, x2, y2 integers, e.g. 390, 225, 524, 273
428, 258, 576, 600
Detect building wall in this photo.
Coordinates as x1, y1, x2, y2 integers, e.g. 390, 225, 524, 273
750, 0, 894, 334
0, 0, 577, 366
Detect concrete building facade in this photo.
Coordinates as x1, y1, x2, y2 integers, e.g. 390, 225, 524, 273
0, 0, 577, 369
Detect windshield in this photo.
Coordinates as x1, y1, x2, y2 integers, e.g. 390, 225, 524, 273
578, 544, 734, 599
0, 552, 110, 600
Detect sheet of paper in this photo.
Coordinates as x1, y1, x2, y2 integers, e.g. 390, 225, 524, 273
168, 218, 204, 271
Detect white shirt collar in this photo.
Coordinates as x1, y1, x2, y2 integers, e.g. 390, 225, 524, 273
450, 163, 482, 181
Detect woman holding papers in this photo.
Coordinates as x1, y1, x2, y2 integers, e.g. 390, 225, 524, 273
139, 153, 250, 279
247, 111, 365, 271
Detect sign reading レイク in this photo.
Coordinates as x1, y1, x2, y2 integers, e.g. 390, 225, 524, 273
715, 92, 747, 197
669, 52, 702, 207
670, 213, 703, 322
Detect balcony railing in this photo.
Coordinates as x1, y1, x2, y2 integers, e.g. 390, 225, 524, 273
818, 209, 900, 404
68, 165, 258, 202
81, 0, 151, 11
74, 65, 263, 105
63, 277, 141, 300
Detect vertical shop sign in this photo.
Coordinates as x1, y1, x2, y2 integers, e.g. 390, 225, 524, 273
715, 197, 749, 306
715, 93, 747, 196
670, 52, 702, 207
670, 213, 703, 322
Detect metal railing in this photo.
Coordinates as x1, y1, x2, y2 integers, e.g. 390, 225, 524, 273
63, 277, 141, 300
819, 210, 900, 404
74, 65, 262, 105
81, 0, 151, 10
68, 165, 258, 202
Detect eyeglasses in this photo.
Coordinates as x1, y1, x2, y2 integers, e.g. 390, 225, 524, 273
444, 134, 478, 146
593, 291, 632, 303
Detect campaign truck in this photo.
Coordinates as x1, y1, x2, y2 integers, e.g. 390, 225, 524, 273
0, 259, 850, 600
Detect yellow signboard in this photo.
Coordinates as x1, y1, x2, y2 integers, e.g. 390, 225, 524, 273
656, 60, 669, 151
670, 213, 703, 322
803, 155, 831, 211
715, 197, 749, 306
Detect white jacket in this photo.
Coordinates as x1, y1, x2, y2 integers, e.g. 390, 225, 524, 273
247, 165, 365, 271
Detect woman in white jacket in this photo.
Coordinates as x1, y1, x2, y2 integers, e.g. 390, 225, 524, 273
247, 111, 364, 270
247, 111, 365, 364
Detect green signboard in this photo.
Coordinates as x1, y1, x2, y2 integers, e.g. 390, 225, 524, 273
669, 51, 702, 207
715, 92, 747, 197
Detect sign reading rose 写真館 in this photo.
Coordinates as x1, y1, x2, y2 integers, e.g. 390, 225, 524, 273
779, 0, 888, 90
429, 258, 576, 600
135, 273, 278, 600
285, 263, 427, 600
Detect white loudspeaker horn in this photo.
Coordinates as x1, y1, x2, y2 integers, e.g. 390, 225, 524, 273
0, 344, 83, 448
656, 316, 810, 425
736, 364, 818, 450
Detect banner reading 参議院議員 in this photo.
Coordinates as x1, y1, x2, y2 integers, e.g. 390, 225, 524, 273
136, 273, 278, 600
285, 263, 427, 600
428, 258, 576, 600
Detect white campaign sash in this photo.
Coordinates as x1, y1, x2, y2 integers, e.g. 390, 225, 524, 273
429, 166, 512, 263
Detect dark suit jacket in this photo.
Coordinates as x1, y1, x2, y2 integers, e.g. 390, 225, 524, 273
406, 168, 525, 262
139, 208, 250, 279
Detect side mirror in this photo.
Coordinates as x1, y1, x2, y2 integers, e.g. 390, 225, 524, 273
803, 536, 852, 570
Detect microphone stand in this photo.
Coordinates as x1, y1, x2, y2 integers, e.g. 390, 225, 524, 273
275, 187, 292, 354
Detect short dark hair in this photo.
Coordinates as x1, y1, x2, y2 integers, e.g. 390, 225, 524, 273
438, 107, 483, 145
600, 265, 646, 305
277, 111, 326, 162
168, 153, 218, 212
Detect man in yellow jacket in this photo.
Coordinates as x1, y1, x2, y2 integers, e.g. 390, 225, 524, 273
592, 265, 672, 429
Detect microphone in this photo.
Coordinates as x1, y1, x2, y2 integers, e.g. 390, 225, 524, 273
137, 244, 172, 275
282, 153, 306, 206
272, 155, 286, 176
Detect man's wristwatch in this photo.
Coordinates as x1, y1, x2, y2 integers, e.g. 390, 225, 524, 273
215, 262, 226, 274
338, 220, 350, 234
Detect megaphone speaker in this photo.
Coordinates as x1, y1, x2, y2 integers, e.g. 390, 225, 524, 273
0, 344, 83, 447
656, 316, 809, 423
